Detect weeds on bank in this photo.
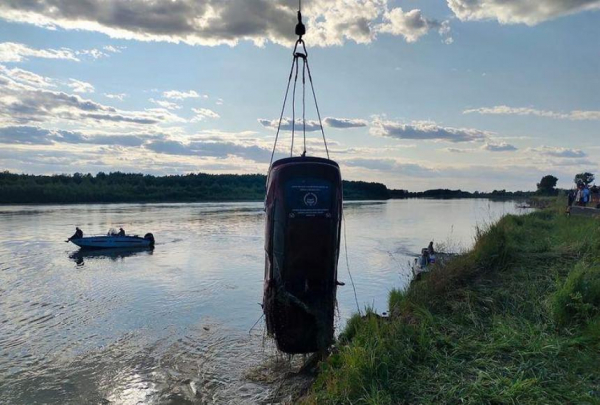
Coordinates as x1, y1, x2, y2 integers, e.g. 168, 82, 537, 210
305, 200, 600, 404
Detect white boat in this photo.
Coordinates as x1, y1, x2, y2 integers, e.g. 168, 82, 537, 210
70, 233, 155, 249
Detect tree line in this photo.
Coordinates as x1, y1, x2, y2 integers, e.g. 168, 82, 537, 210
390, 188, 532, 199
2, 171, 553, 205
0, 171, 392, 203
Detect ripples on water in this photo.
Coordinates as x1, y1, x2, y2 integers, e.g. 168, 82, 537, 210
0, 200, 524, 404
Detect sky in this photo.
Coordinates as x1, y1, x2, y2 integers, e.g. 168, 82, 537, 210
0, 0, 598, 192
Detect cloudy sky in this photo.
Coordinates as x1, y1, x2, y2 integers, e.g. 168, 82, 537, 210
0, 0, 598, 191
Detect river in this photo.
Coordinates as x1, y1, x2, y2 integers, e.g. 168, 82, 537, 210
0, 199, 525, 404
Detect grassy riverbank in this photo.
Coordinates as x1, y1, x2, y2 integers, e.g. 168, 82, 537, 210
305, 199, 600, 403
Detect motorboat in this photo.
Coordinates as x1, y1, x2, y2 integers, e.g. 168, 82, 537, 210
411, 250, 456, 280
69, 230, 155, 249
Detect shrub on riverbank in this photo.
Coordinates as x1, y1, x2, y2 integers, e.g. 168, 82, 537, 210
553, 263, 600, 326
305, 200, 600, 404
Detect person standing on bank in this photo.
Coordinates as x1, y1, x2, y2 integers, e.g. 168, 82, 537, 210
582, 185, 591, 207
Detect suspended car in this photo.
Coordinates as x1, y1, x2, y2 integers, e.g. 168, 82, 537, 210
262, 2, 344, 354
264, 156, 343, 353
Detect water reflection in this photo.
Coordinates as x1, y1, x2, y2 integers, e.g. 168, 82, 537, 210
69, 248, 154, 266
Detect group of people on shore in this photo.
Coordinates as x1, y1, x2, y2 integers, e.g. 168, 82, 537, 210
568, 183, 599, 209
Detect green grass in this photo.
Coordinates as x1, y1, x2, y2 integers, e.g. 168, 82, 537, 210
305, 198, 600, 404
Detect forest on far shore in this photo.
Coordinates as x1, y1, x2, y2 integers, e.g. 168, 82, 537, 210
0, 171, 533, 204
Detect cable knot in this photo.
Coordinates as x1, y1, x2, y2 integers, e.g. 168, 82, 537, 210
295, 10, 306, 39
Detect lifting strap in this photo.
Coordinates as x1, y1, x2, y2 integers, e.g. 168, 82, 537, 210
268, 3, 330, 171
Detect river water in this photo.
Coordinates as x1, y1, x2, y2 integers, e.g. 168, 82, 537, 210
0, 199, 524, 404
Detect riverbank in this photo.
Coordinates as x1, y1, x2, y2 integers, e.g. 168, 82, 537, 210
304, 198, 600, 403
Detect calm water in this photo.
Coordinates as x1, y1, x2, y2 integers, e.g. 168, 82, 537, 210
0, 199, 525, 404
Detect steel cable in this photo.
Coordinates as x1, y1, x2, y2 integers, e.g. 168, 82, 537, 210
305, 59, 330, 159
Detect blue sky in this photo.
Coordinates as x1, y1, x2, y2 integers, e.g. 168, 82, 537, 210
0, 0, 598, 191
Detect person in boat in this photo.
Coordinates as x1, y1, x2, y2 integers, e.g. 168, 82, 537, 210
428, 241, 437, 264
117, 227, 125, 237
69, 227, 83, 241
420, 248, 430, 267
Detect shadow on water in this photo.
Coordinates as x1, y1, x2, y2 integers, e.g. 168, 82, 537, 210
69, 247, 154, 266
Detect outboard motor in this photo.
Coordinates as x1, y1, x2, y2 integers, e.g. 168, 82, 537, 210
263, 156, 343, 353
144, 233, 155, 247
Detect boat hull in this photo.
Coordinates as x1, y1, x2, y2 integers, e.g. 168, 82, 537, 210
70, 236, 153, 249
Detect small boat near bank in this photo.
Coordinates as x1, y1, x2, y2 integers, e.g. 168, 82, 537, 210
411, 242, 457, 280
68, 228, 155, 249
70, 234, 155, 249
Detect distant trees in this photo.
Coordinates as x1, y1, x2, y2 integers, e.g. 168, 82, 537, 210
388, 188, 532, 199
574, 172, 595, 186
0, 171, 392, 204
537, 175, 558, 195
0, 171, 542, 204
343, 180, 390, 200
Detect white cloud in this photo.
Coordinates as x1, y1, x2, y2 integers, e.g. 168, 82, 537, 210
482, 142, 518, 152
0, 0, 447, 47
0, 126, 155, 147
163, 90, 206, 100
323, 117, 368, 129
464, 105, 600, 121
145, 138, 271, 162
448, 0, 600, 25
0, 42, 126, 63
0, 126, 278, 166
259, 118, 323, 132
260, 116, 369, 131
0, 70, 184, 128
76, 48, 108, 59
104, 93, 127, 101
377, 8, 452, 44
0, 65, 55, 87
343, 157, 435, 175
444, 147, 470, 153
67, 78, 95, 93
569, 110, 600, 120
530, 146, 587, 158
75, 45, 125, 59
0, 42, 79, 63
149, 98, 181, 110
191, 108, 220, 121
103, 45, 125, 53
370, 119, 489, 143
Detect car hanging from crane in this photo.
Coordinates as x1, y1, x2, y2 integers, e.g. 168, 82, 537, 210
263, 1, 344, 354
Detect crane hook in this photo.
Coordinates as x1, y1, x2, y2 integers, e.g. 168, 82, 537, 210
295, 10, 306, 39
